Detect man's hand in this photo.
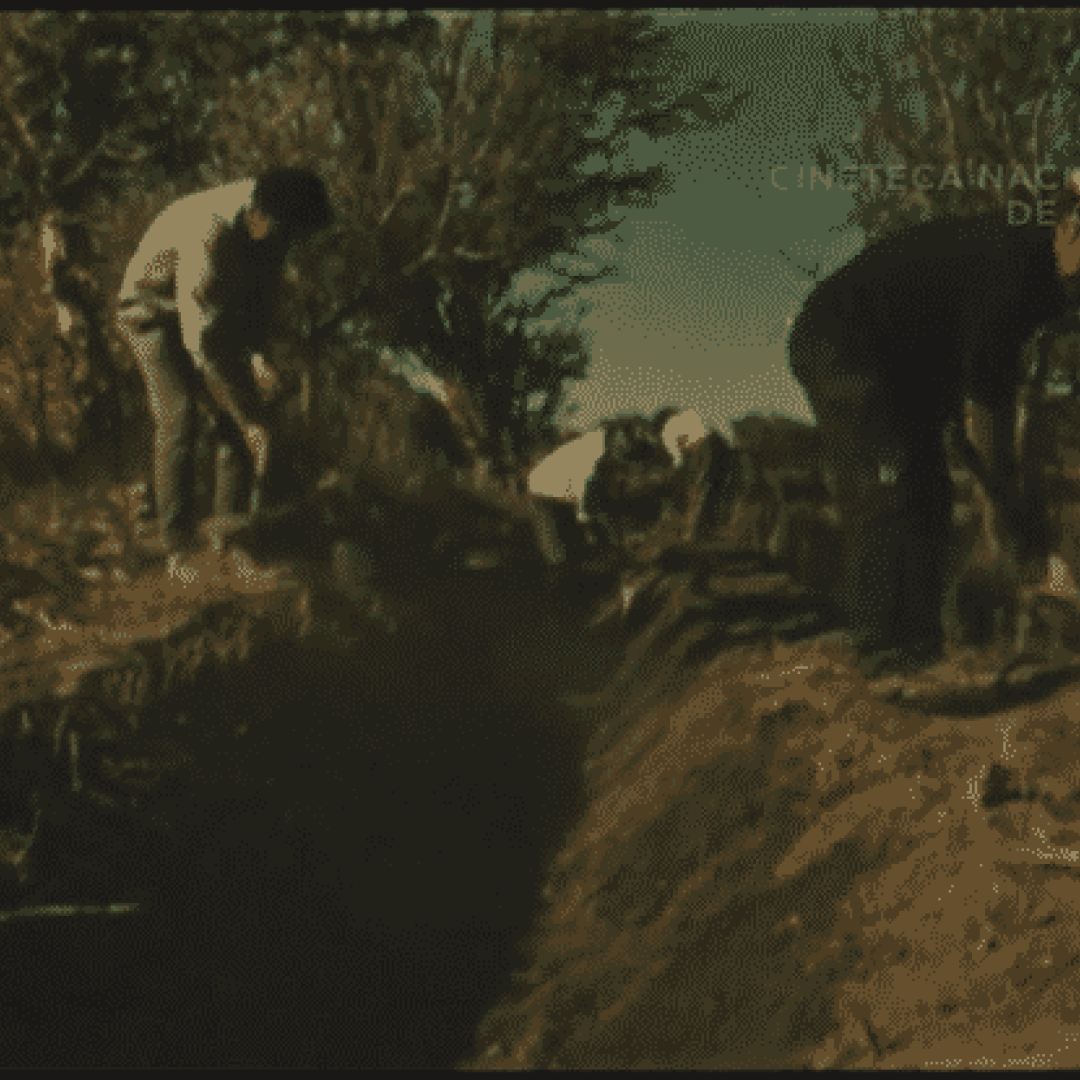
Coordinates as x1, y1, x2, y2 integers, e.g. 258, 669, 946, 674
245, 422, 270, 479
244, 422, 270, 515
251, 353, 281, 404
193, 352, 249, 433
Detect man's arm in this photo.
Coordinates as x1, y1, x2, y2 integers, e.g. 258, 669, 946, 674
174, 225, 269, 490
961, 396, 1029, 569
964, 398, 995, 480
251, 352, 281, 402
245, 244, 294, 402
956, 270, 1036, 529
174, 226, 222, 376
175, 223, 257, 416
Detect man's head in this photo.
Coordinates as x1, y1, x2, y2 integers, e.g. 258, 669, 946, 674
249, 167, 335, 244
1054, 169, 1080, 300
659, 408, 707, 469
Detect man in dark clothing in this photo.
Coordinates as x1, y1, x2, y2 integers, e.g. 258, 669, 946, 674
116, 168, 334, 574
788, 193, 1080, 675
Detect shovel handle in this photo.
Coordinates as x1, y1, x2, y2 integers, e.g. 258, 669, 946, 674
195, 358, 269, 515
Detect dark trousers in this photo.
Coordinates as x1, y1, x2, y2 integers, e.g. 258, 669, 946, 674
788, 306, 957, 659
116, 299, 254, 550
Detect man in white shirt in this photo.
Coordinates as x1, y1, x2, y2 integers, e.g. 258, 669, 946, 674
528, 408, 710, 550
116, 167, 334, 569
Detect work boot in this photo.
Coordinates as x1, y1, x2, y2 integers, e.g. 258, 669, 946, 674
994, 592, 1080, 689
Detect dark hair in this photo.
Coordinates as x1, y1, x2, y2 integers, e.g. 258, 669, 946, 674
652, 407, 681, 437
1052, 170, 1080, 230
254, 167, 334, 236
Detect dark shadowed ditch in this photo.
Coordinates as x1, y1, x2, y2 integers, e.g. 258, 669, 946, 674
0, 555, 628, 1068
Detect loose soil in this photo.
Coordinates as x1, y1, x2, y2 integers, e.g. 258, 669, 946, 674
6, 463, 1080, 1069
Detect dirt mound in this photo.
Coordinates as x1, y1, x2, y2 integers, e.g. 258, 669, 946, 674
468, 585, 1080, 1070
463, 413, 1080, 1069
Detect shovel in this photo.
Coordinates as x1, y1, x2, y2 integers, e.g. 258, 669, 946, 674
194, 357, 270, 516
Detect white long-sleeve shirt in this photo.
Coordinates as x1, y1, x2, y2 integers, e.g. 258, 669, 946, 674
118, 179, 291, 373
528, 410, 713, 521
528, 429, 607, 521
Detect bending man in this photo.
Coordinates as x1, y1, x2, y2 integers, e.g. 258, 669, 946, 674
788, 190, 1080, 676
116, 167, 334, 572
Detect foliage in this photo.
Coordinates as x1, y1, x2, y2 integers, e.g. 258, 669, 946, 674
0, 9, 730, 484
0, 12, 434, 231
826, 9, 1080, 238
201, 9, 725, 468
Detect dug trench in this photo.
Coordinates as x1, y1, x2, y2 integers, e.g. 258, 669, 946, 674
0, 535, 629, 1068
5, 412, 1078, 1068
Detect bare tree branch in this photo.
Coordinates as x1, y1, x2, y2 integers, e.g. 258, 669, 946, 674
778, 249, 821, 282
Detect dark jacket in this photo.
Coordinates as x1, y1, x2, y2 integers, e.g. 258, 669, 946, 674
797, 210, 1068, 413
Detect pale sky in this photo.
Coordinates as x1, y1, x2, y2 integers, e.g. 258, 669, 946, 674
395, 10, 885, 437
542, 8, 881, 434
